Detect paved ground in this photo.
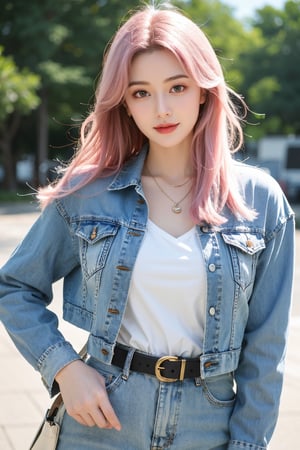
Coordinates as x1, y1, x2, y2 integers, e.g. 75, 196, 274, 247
0, 203, 299, 449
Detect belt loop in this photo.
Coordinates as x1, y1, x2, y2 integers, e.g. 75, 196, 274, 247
194, 376, 201, 387
121, 347, 135, 381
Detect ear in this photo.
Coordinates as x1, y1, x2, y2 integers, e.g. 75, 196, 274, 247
199, 89, 207, 105
123, 102, 132, 117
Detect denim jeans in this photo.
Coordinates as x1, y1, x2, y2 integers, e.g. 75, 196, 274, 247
57, 353, 235, 450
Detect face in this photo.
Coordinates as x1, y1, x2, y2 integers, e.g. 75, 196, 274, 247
124, 49, 206, 153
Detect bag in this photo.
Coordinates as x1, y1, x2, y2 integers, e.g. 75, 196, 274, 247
29, 394, 64, 450
29, 344, 87, 450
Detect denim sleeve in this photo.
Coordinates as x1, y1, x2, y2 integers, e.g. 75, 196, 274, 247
228, 213, 295, 449
0, 200, 81, 396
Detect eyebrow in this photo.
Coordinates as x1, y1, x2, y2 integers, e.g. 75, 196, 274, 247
128, 74, 189, 87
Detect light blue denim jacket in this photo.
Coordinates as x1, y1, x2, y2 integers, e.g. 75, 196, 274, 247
0, 147, 294, 449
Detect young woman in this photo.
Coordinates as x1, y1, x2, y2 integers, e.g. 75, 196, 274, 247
0, 4, 294, 450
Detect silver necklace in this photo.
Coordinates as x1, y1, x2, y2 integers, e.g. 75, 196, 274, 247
147, 166, 192, 214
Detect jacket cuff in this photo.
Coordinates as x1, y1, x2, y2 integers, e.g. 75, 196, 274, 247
38, 340, 81, 396
228, 440, 267, 450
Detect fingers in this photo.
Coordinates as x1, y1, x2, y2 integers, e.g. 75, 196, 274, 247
73, 413, 95, 427
73, 411, 113, 429
94, 389, 122, 431
67, 391, 121, 430
72, 403, 120, 430
56, 360, 122, 431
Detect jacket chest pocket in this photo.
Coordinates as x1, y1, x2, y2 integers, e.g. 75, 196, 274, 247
75, 222, 119, 279
222, 232, 266, 290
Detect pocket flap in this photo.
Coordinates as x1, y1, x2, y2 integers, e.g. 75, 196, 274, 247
222, 232, 265, 255
74, 221, 119, 244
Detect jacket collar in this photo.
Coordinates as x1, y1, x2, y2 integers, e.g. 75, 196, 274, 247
108, 145, 148, 191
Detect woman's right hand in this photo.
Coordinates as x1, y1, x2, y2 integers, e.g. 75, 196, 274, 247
55, 359, 122, 430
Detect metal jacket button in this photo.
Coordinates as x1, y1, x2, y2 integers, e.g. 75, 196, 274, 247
116, 265, 131, 271
108, 308, 120, 315
204, 361, 218, 368
90, 227, 97, 240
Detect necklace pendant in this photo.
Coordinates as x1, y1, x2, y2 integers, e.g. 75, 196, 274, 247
172, 204, 182, 214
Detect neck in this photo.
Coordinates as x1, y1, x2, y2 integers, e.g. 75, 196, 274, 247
145, 147, 193, 184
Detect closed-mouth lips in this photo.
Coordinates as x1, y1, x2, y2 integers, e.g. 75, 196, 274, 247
154, 123, 178, 129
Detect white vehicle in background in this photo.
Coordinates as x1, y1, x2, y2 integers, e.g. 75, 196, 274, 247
248, 135, 300, 202
257, 136, 300, 201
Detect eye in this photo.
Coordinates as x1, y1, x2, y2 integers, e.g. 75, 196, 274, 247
170, 84, 186, 94
133, 89, 149, 98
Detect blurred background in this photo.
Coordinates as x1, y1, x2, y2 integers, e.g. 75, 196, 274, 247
0, 3, 299, 448
0, 0, 300, 210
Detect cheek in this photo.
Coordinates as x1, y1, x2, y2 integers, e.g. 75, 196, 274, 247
128, 110, 150, 135
179, 90, 200, 110
129, 104, 150, 126
183, 97, 201, 124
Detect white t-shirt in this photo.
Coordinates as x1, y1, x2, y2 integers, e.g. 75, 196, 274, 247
118, 220, 207, 357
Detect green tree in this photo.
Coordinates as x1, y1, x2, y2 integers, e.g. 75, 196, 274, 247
3, 0, 297, 190
0, 0, 138, 186
237, 0, 300, 138
0, 48, 40, 190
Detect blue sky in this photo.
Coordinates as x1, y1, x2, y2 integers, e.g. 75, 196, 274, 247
222, 0, 286, 19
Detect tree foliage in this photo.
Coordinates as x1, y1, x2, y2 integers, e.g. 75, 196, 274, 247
0, 0, 138, 188
237, 1, 300, 137
0, 47, 40, 189
0, 48, 40, 121
1, 0, 300, 189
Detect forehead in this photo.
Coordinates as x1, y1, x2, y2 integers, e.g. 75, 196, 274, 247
128, 48, 187, 81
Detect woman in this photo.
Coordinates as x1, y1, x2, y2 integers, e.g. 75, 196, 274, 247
0, 4, 294, 449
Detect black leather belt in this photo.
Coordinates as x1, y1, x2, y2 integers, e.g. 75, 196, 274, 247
112, 345, 201, 382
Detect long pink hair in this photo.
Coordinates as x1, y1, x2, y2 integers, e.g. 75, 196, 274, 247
38, 5, 255, 225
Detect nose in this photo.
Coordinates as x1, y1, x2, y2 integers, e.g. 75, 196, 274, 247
156, 93, 171, 118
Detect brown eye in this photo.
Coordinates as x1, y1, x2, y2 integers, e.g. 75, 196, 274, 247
171, 85, 185, 93
133, 90, 149, 98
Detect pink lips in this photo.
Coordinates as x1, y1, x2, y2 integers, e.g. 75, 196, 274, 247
154, 123, 179, 134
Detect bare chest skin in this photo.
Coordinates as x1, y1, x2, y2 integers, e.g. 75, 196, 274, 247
142, 174, 195, 238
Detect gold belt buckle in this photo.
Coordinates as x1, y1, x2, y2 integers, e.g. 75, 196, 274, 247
155, 355, 186, 382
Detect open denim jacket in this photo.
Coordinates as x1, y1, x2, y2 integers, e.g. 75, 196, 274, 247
0, 147, 294, 449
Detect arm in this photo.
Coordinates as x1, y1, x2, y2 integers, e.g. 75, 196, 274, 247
0, 201, 81, 396
228, 214, 295, 449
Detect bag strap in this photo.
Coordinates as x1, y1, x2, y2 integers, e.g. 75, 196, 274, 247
78, 342, 88, 359
46, 342, 88, 423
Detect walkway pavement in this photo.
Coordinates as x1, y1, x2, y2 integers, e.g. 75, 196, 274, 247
0, 203, 299, 449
